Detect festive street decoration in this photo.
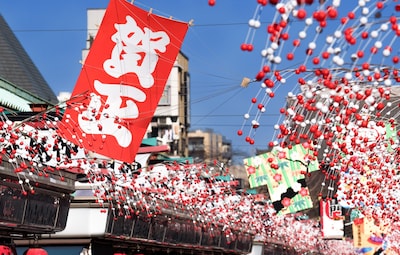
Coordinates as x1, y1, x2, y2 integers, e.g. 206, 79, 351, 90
320, 199, 344, 239
244, 144, 319, 214
352, 213, 389, 254
236, 0, 400, 252
3, 0, 400, 253
23, 248, 48, 255
0, 107, 368, 253
58, 0, 188, 163
0, 245, 13, 255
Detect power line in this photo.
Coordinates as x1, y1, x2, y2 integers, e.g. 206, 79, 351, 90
192, 114, 279, 117
9, 22, 248, 34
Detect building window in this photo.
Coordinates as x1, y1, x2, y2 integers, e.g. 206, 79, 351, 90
159, 84, 171, 105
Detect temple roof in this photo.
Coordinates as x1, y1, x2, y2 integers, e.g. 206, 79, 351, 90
0, 14, 58, 109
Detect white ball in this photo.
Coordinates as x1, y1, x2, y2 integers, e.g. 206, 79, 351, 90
261, 49, 268, 57
334, 30, 342, 38
271, 42, 279, 50
273, 56, 282, 64
248, 19, 256, 27
363, 69, 370, 76
383, 49, 391, 57
374, 41, 382, 49
305, 18, 313, 26
326, 36, 334, 44
365, 96, 375, 105
384, 79, 392, 86
333, 0, 340, 7
381, 23, 389, 31
370, 30, 379, 38
321, 105, 329, 113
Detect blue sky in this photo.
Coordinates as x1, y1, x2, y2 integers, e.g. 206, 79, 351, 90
0, 0, 274, 162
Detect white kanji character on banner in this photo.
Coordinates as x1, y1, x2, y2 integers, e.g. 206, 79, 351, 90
103, 16, 170, 88
78, 80, 146, 147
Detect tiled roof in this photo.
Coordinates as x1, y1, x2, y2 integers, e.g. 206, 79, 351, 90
0, 14, 58, 107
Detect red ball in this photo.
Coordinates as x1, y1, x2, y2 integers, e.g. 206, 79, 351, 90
208, 0, 216, 6
297, 0, 313, 4
297, 9, 307, 19
327, 7, 338, 19
322, 51, 330, 59
257, 0, 267, 5
348, 11, 355, 19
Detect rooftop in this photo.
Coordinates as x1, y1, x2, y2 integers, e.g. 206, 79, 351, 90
0, 14, 58, 109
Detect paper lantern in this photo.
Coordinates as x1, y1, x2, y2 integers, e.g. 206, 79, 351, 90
23, 248, 48, 255
0, 245, 13, 255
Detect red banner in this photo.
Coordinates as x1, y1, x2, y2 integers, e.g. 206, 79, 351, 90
58, 0, 188, 162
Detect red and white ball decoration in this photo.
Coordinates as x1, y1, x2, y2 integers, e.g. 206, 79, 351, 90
237, 0, 400, 252
2, 0, 400, 253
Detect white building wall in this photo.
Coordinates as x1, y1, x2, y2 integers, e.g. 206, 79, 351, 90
154, 63, 179, 117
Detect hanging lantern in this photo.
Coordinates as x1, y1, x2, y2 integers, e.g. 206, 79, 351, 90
0, 245, 13, 255
23, 248, 48, 255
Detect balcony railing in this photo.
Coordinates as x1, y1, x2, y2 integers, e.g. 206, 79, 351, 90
104, 205, 253, 254
0, 180, 70, 234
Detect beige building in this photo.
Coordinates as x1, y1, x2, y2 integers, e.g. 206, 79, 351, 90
188, 129, 232, 165
149, 52, 190, 157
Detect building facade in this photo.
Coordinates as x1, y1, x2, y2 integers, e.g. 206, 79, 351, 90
149, 52, 190, 157
188, 129, 232, 165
